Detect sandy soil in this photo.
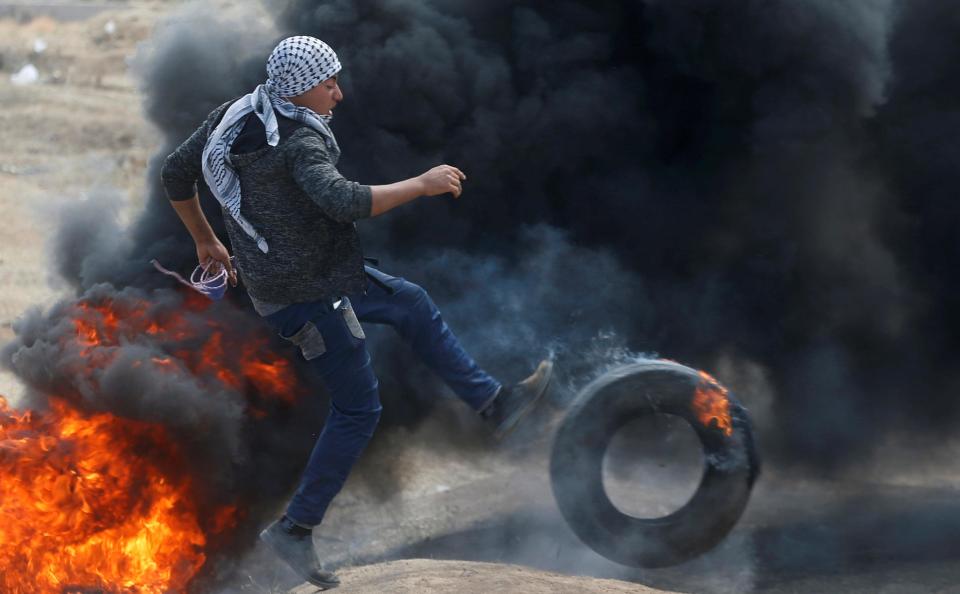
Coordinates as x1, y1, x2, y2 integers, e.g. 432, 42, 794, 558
0, 2, 167, 403
293, 559, 671, 593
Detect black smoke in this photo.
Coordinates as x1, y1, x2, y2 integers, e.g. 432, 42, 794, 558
267, 0, 959, 469
17, 0, 960, 468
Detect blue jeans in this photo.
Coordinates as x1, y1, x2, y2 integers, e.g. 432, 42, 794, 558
263, 266, 501, 527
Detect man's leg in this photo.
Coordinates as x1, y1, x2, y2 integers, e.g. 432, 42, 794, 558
259, 297, 380, 587
351, 266, 500, 412
265, 296, 382, 526
284, 333, 381, 527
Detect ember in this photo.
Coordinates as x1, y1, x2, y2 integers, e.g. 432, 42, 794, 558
692, 370, 734, 436
0, 395, 209, 593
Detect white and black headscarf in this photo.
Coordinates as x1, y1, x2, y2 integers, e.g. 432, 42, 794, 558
201, 36, 342, 254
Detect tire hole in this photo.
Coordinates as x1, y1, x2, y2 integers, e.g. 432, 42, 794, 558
602, 413, 704, 519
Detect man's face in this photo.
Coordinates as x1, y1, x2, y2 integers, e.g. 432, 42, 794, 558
290, 75, 343, 116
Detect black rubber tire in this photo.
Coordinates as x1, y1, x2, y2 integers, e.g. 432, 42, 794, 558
550, 360, 759, 568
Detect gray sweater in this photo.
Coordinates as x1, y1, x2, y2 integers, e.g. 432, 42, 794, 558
160, 102, 373, 314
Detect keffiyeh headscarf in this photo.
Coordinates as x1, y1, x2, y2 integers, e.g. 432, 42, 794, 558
201, 36, 342, 253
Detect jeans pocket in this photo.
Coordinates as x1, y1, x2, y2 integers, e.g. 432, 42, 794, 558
342, 302, 365, 340
280, 320, 327, 360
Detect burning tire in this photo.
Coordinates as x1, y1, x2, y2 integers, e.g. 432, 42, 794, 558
550, 360, 759, 568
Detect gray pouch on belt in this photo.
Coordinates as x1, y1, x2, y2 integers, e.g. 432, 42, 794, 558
281, 320, 327, 360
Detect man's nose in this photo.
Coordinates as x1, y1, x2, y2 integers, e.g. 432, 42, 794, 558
334, 84, 344, 101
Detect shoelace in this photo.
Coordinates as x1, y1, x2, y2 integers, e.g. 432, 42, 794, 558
150, 256, 236, 301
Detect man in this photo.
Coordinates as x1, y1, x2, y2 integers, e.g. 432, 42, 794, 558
160, 36, 552, 589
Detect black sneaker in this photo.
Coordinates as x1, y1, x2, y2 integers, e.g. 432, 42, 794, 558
259, 517, 340, 590
482, 359, 554, 439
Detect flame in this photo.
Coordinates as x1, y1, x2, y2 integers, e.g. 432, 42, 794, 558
0, 395, 209, 593
69, 295, 301, 407
692, 370, 734, 436
0, 291, 304, 591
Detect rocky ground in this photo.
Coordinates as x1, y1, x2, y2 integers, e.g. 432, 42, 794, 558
1, 3, 959, 594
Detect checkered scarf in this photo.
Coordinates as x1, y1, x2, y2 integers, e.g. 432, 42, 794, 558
201, 36, 342, 254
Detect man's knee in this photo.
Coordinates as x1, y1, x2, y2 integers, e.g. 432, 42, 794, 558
387, 280, 437, 329
329, 403, 382, 436
396, 278, 428, 305
405, 281, 443, 319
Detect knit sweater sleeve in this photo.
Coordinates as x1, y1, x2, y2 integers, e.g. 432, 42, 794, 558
285, 129, 373, 223
160, 101, 231, 201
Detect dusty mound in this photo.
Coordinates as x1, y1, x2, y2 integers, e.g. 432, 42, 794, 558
289, 559, 673, 593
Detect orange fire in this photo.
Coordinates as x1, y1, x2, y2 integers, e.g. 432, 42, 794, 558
70, 295, 301, 408
692, 370, 734, 436
0, 395, 209, 593
0, 291, 307, 591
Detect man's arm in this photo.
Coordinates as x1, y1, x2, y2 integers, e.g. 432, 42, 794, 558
160, 102, 237, 284
288, 130, 466, 221
369, 165, 466, 216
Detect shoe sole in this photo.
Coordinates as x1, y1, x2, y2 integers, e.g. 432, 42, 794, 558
495, 360, 554, 440
259, 527, 340, 590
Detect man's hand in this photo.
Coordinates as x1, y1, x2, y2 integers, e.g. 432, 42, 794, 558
196, 239, 237, 287
168, 195, 236, 286
369, 164, 468, 217
418, 164, 467, 198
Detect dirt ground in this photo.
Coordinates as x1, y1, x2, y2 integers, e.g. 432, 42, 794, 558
0, 2, 167, 403
2, 3, 959, 594
299, 559, 674, 593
